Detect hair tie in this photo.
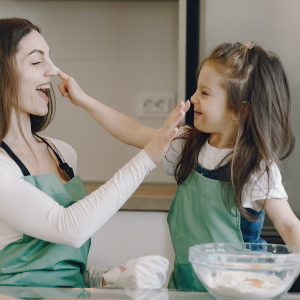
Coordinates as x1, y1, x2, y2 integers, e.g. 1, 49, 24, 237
244, 41, 254, 50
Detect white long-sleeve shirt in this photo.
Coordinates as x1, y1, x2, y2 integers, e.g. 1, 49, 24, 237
0, 137, 156, 251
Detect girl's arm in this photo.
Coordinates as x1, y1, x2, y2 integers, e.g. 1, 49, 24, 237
57, 70, 158, 149
262, 198, 300, 247
246, 161, 300, 246
80, 95, 158, 149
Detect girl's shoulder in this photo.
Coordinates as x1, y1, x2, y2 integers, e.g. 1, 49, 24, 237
163, 126, 191, 176
169, 125, 191, 152
242, 160, 287, 210
172, 125, 190, 146
42, 137, 77, 173
178, 125, 190, 135
258, 160, 282, 181
246, 160, 284, 191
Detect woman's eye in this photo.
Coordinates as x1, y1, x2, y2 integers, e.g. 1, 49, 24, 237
202, 91, 208, 96
32, 62, 42, 66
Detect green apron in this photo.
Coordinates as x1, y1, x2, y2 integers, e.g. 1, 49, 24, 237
0, 173, 91, 287
167, 171, 244, 291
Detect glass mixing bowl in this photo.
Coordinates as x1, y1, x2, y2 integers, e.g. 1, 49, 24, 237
189, 243, 300, 300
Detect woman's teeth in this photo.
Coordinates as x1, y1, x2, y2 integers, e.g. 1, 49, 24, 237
36, 84, 51, 90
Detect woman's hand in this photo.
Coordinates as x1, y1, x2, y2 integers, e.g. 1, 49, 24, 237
57, 69, 88, 107
143, 100, 190, 165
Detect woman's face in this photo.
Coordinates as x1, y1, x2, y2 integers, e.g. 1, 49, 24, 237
15, 30, 57, 116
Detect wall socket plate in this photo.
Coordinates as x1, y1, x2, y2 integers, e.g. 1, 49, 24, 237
136, 93, 174, 118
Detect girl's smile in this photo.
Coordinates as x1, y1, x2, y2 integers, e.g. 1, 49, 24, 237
194, 110, 203, 116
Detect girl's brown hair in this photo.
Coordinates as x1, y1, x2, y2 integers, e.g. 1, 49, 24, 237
174, 42, 295, 221
0, 17, 55, 141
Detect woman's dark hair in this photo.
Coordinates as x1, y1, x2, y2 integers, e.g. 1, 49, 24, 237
174, 42, 295, 221
0, 17, 56, 141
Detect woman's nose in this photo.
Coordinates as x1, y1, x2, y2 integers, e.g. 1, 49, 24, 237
45, 58, 58, 77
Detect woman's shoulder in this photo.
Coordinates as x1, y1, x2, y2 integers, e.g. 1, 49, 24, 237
44, 137, 76, 153
0, 152, 23, 175
43, 137, 77, 172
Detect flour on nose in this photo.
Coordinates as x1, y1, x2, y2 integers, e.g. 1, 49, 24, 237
47, 58, 59, 75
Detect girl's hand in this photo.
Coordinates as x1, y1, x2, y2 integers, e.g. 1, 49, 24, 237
144, 100, 190, 165
57, 69, 87, 107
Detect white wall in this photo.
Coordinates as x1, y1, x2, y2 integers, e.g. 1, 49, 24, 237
199, 0, 300, 217
0, 0, 178, 183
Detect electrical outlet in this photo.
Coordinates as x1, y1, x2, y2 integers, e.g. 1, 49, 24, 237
136, 93, 174, 118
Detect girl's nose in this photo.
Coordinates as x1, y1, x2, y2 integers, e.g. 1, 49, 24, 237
190, 93, 198, 105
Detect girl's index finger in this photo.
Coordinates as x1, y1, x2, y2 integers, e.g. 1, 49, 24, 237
57, 69, 70, 81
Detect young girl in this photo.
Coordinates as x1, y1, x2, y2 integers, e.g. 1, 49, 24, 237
58, 41, 300, 291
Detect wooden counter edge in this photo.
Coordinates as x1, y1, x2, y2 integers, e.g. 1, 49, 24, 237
84, 182, 176, 212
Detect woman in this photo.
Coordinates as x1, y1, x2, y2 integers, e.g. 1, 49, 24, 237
0, 18, 189, 287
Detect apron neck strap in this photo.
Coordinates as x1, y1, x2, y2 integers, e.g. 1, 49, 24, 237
34, 134, 75, 179
0, 141, 31, 176
0, 136, 75, 179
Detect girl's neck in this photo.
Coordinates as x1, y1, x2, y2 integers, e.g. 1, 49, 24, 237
208, 132, 234, 149
3, 111, 37, 146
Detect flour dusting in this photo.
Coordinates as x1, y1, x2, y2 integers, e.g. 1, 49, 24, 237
203, 270, 292, 298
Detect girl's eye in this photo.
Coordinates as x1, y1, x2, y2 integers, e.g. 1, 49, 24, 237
202, 91, 208, 96
32, 62, 42, 66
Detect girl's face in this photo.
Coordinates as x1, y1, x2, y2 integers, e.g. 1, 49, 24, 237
191, 61, 236, 145
15, 30, 57, 116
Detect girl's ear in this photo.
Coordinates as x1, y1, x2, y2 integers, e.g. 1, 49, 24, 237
232, 102, 249, 121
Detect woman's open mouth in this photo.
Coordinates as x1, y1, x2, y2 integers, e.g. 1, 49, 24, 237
36, 84, 51, 101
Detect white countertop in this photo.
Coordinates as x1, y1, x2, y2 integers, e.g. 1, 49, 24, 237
0, 286, 299, 300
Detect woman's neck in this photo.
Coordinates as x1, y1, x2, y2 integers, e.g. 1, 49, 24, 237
3, 111, 37, 146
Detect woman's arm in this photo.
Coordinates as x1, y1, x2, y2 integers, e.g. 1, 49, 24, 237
0, 150, 155, 248
262, 198, 300, 247
0, 101, 189, 249
57, 70, 158, 149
